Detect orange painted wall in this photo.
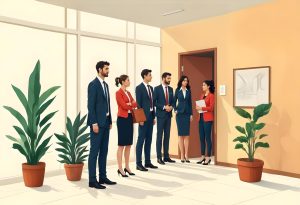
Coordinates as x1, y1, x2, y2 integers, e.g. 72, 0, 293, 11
162, 0, 300, 174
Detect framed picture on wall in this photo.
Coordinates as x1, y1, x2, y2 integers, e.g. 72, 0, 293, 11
233, 66, 270, 108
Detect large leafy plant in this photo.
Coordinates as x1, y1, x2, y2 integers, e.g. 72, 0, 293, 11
233, 103, 272, 161
55, 113, 90, 164
4, 60, 60, 165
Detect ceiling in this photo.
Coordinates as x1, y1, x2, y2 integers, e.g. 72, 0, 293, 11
38, 0, 272, 28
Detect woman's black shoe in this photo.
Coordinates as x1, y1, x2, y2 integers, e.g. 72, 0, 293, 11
181, 159, 185, 163
185, 158, 190, 163
124, 168, 135, 176
117, 169, 128, 177
197, 158, 206, 164
203, 159, 211, 165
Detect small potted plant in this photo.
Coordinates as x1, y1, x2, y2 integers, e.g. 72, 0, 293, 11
233, 103, 272, 182
55, 113, 89, 181
4, 60, 60, 187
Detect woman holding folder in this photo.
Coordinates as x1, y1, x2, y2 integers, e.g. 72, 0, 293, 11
115, 75, 137, 177
196, 80, 215, 165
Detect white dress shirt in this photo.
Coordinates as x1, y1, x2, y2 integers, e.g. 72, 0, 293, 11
97, 76, 109, 116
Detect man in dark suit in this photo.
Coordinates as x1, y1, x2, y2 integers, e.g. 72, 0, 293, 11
154, 72, 176, 165
135, 69, 158, 171
87, 61, 117, 189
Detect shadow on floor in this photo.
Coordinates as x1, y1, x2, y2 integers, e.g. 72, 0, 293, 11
253, 180, 300, 192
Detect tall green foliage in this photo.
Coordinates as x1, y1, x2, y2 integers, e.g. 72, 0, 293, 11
4, 60, 60, 165
233, 103, 272, 161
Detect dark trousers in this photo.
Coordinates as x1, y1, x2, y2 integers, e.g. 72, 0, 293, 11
156, 116, 171, 159
199, 115, 213, 157
136, 113, 154, 166
88, 118, 110, 182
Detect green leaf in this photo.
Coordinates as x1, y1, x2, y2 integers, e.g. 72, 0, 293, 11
37, 96, 56, 116
255, 142, 270, 149
253, 103, 272, 122
35, 136, 52, 162
55, 148, 70, 155
235, 126, 246, 134
36, 123, 51, 148
39, 111, 58, 128
254, 123, 266, 131
246, 122, 254, 138
259, 134, 268, 139
233, 136, 248, 143
76, 133, 90, 149
6, 135, 19, 143
58, 154, 71, 164
3, 106, 28, 135
55, 133, 71, 145
57, 142, 71, 152
12, 143, 29, 162
12, 85, 31, 116
235, 107, 251, 120
38, 86, 60, 108
28, 60, 41, 110
66, 117, 74, 144
78, 125, 89, 137
79, 114, 87, 127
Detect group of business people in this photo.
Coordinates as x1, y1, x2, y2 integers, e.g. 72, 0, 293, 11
87, 61, 215, 189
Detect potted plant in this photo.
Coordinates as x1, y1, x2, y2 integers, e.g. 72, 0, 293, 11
55, 113, 90, 181
233, 103, 272, 182
4, 60, 60, 187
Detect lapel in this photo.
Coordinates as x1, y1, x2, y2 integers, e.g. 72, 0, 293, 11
120, 88, 130, 102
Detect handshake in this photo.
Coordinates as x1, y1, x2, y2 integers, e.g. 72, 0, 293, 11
164, 105, 173, 112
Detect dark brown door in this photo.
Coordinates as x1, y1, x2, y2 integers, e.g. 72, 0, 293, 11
178, 50, 216, 158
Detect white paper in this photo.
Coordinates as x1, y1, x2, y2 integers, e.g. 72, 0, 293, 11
196, 100, 207, 113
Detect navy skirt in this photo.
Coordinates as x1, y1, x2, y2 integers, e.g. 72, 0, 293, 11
117, 113, 134, 146
176, 113, 191, 136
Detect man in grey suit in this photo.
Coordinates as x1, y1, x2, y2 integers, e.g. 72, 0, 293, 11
154, 72, 176, 165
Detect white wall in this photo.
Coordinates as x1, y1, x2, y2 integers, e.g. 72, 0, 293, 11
0, 0, 161, 180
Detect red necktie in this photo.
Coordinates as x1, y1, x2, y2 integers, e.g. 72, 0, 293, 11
165, 86, 169, 105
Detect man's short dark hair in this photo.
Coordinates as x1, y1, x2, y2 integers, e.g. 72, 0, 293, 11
96, 61, 110, 73
162, 72, 171, 79
141, 69, 152, 79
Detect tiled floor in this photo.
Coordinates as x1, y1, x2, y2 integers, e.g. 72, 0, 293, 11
0, 159, 300, 205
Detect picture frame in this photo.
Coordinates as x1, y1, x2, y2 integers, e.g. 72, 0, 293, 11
233, 66, 270, 108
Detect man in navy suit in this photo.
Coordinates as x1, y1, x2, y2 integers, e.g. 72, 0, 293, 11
154, 72, 176, 165
87, 61, 117, 189
135, 69, 158, 171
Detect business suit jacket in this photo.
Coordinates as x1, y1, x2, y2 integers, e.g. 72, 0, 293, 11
87, 77, 112, 127
116, 88, 137, 118
174, 88, 192, 115
154, 85, 174, 118
135, 83, 155, 118
199, 93, 215, 122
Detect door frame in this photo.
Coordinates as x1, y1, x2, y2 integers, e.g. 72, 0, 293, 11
178, 48, 218, 164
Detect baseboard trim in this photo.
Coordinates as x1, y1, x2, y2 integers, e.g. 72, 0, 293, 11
216, 161, 300, 179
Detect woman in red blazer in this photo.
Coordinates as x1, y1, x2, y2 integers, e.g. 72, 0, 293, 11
115, 75, 137, 177
196, 80, 215, 165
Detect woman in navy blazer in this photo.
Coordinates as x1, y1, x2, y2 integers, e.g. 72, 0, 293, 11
115, 75, 137, 177
174, 75, 193, 163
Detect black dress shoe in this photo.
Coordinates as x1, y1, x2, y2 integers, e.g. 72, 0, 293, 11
89, 182, 106, 189
164, 158, 176, 163
136, 165, 148, 171
157, 158, 165, 165
99, 178, 117, 185
145, 163, 158, 169
117, 169, 128, 177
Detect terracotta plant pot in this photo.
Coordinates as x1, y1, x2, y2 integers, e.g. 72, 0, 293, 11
237, 158, 264, 182
22, 162, 46, 187
64, 163, 84, 181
